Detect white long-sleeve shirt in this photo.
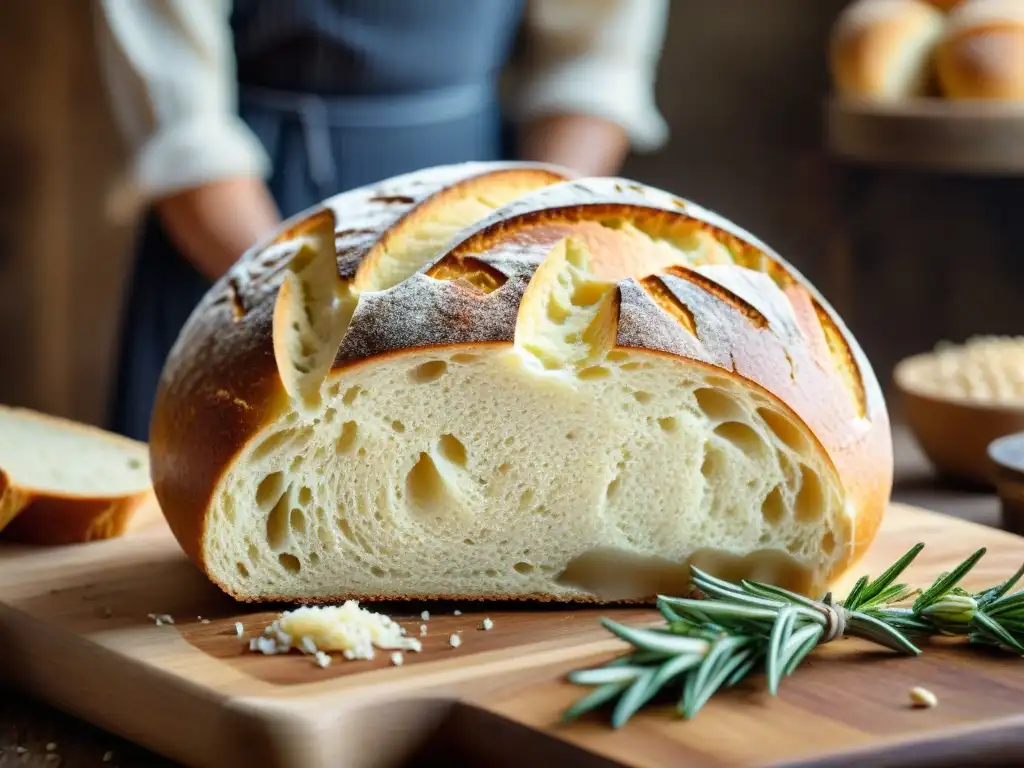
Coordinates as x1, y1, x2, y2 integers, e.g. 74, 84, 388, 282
95, 0, 670, 213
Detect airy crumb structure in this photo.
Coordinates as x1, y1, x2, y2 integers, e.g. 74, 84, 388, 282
898, 335, 1024, 403
150, 162, 892, 604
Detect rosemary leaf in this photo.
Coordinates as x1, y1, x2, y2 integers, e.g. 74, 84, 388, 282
870, 583, 919, 606
766, 604, 799, 695
599, 619, 711, 656
856, 543, 925, 608
687, 636, 745, 706
742, 580, 822, 612
842, 575, 870, 612
609, 653, 705, 728
647, 651, 704, 693
848, 612, 922, 655
660, 598, 779, 625
568, 665, 649, 686
986, 592, 1024, 617
681, 643, 757, 719
780, 624, 823, 677
972, 611, 1024, 654
611, 669, 659, 728
562, 682, 628, 722
913, 548, 987, 612
689, 567, 749, 597
865, 607, 933, 635
725, 647, 763, 686
623, 649, 677, 665
656, 596, 686, 623
977, 562, 1024, 606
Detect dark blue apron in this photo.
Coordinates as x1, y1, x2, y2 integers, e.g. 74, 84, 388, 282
110, 0, 526, 441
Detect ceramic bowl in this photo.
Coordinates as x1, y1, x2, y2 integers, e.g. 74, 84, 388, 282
894, 353, 1024, 487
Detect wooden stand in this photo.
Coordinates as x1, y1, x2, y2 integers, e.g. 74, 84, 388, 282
826, 97, 1024, 176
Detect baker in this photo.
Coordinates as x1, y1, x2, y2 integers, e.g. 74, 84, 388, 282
94, 0, 670, 442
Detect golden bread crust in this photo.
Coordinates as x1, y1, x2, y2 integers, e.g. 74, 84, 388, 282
1, 490, 154, 545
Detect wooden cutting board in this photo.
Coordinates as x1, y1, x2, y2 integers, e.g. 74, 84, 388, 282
2, 502, 1024, 768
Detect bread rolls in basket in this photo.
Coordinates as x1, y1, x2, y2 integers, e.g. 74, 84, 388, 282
150, 163, 892, 603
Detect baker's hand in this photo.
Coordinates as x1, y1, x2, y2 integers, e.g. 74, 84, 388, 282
519, 113, 630, 178
155, 177, 281, 283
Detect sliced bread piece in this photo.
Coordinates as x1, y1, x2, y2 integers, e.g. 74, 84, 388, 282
0, 406, 153, 544
150, 162, 892, 604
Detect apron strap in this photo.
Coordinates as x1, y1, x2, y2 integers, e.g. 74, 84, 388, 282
298, 95, 338, 195
240, 81, 494, 199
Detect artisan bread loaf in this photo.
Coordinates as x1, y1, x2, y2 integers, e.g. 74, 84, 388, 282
0, 406, 153, 544
935, 0, 1024, 99
150, 162, 893, 603
830, 0, 947, 100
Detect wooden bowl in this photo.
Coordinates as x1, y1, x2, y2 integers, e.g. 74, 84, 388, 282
894, 354, 1024, 487
988, 433, 1024, 534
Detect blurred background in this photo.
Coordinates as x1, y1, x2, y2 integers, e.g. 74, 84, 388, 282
0, 0, 1019, 428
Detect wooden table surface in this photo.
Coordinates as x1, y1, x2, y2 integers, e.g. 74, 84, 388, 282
0, 426, 1008, 768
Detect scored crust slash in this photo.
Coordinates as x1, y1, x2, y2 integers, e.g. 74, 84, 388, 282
148, 161, 893, 605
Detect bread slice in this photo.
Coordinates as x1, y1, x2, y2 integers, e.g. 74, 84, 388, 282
151, 162, 892, 603
0, 406, 153, 544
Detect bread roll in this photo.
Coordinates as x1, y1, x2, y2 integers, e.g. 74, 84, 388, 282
0, 406, 153, 544
831, 0, 947, 100
936, 0, 1024, 99
150, 162, 893, 604
924, 0, 965, 11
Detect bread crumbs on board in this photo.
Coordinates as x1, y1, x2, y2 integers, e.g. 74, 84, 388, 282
243, 602, 422, 663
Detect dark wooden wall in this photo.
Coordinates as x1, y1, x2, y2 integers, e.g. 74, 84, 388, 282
0, 0, 134, 424
0, 0, 1019, 426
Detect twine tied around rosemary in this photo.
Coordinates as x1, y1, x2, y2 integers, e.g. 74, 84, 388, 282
816, 596, 846, 643
564, 543, 1024, 728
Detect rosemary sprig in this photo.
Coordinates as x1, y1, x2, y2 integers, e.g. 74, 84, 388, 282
564, 544, 1024, 727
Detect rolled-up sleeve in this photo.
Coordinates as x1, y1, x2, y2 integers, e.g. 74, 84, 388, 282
95, 0, 270, 214
508, 0, 670, 152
